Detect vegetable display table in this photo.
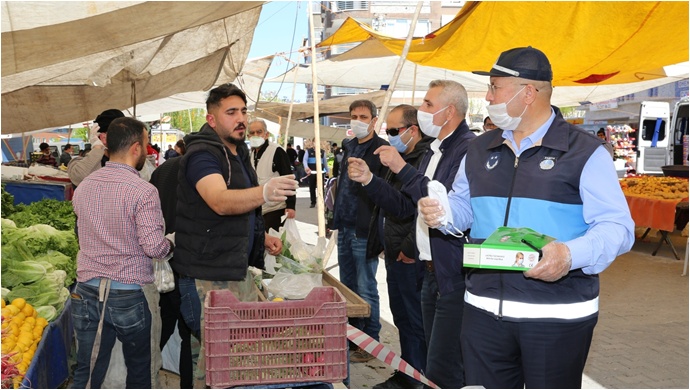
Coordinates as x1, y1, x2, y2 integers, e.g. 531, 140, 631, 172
21, 298, 72, 388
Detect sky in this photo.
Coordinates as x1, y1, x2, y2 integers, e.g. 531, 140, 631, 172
248, 2, 310, 103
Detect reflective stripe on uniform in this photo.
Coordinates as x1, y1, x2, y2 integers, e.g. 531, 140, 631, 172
465, 290, 598, 320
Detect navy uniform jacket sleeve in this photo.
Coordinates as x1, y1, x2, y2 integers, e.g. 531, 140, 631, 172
363, 174, 416, 219
397, 163, 431, 204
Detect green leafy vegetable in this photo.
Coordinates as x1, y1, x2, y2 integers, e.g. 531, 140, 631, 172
33, 251, 75, 286
1, 184, 17, 218
2, 224, 78, 262
1, 261, 46, 289
35, 305, 58, 322
6, 198, 76, 231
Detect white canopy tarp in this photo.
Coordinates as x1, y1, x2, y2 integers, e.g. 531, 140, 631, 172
2, 1, 264, 134
254, 90, 387, 121
121, 55, 275, 120
270, 39, 689, 107
257, 116, 348, 144
268, 40, 489, 94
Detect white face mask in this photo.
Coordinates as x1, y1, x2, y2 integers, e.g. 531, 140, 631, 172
249, 136, 264, 148
350, 119, 371, 139
486, 86, 527, 131
417, 106, 449, 138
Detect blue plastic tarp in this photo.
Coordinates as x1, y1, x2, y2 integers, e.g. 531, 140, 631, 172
3, 181, 69, 204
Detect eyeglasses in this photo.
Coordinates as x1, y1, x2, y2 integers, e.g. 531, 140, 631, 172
487, 83, 540, 94
386, 125, 413, 137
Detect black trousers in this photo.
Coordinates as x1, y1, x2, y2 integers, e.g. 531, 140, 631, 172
461, 304, 597, 389
308, 173, 318, 205
263, 208, 286, 233
159, 272, 195, 389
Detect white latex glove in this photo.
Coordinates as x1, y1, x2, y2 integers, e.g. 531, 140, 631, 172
418, 197, 444, 229
263, 174, 298, 203
165, 232, 175, 245
427, 181, 452, 228
347, 157, 373, 185
89, 123, 104, 148
524, 242, 572, 282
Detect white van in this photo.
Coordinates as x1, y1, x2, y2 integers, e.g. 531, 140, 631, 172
670, 97, 689, 166
636, 101, 671, 174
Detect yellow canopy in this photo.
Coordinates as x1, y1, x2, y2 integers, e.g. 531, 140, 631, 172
318, 1, 688, 86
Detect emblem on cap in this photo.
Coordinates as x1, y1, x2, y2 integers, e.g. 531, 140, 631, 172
539, 157, 556, 170
486, 152, 501, 170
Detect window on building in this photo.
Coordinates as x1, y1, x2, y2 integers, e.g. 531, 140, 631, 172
336, 1, 369, 11
331, 86, 364, 95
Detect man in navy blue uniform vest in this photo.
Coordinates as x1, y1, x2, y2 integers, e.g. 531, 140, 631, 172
419, 47, 635, 388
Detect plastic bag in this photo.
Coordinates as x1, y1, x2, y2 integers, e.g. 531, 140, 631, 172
265, 268, 323, 300
279, 219, 327, 273
154, 254, 175, 293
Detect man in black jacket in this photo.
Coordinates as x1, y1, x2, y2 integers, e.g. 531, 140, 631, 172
376, 80, 476, 388
332, 99, 389, 363
149, 156, 198, 388
349, 104, 431, 388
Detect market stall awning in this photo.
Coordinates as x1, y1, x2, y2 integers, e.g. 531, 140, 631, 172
270, 47, 689, 107
317, 1, 689, 87
1, 1, 264, 134
268, 40, 489, 93
254, 90, 387, 121
121, 55, 275, 119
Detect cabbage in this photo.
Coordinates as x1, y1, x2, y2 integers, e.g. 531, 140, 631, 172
1, 218, 16, 229
33, 251, 75, 286
2, 225, 78, 284
2, 224, 78, 260
35, 305, 57, 322
1, 261, 46, 289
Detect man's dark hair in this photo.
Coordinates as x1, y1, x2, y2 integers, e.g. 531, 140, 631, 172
175, 139, 186, 155
107, 117, 147, 154
392, 104, 418, 127
597, 128, 606, 136
484, 116, 491, 125
206, 83, 247, 111
287, 142, 293, 147
39, 142, 50, 151
64, 143, 73, 150
349, 99, 378, 118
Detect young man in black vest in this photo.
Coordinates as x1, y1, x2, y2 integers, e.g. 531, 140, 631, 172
173, 83, 298, 387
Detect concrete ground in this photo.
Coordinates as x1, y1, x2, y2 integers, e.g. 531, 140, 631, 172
160, 186, 689, 389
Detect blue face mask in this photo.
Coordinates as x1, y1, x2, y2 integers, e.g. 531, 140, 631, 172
388, 127, 412, 153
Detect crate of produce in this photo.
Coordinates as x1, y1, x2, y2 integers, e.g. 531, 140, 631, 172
204, 286, 348, 388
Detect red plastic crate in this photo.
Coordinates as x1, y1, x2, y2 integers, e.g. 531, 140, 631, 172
204, 286, 348, 388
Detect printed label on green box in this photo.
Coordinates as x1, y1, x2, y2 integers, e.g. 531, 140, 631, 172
463, 227, 555, 271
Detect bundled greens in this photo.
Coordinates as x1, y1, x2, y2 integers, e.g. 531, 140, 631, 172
274, 220, 326, 275
2, 223, 79, 265
6, 198, 76, 231
1, 215, 77, 321
1, 184, 17, 218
